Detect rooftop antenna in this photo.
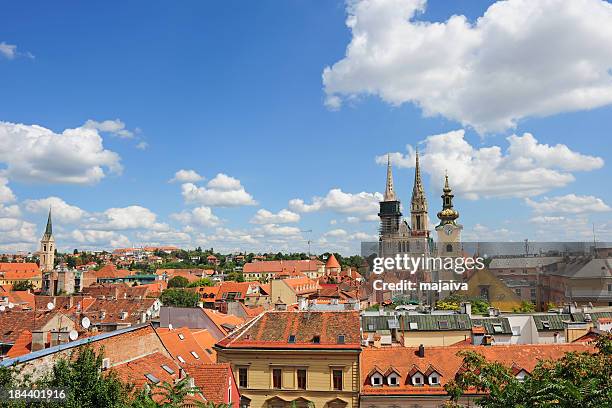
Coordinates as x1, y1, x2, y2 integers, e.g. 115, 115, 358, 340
300, 230, 313, 256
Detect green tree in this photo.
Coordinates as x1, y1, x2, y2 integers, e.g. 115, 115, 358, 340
66, 257, 77, 269
160, 289, 200, 307
444, 333, 612, 407
12, 281, 35, 291
167, 276, 189, 288
40, 347, 131, 408
186, 278, 213, 288
513, 300, 536, 313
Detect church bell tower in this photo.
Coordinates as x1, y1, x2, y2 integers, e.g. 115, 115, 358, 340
40, 209, 55, 272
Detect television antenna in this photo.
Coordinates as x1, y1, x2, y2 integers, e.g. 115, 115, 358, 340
300, 230, 313, 256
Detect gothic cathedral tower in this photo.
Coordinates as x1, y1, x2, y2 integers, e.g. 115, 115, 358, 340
40, 209, 55, 272
410, 150, 429, 237
378, 154, 402, 238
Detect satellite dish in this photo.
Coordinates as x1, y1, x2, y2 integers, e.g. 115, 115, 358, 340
81, 317, 91, 329
8, 302, 14, 309
68, 330, 78, 341
0, 305, 5, 312
47, 302, 55, 311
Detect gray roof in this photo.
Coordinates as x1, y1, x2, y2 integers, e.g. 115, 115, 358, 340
489, 257, 562, 269
569, 259, 612, 279
471, 317, 513, 335
532, 314, 572, 331
362, 314, 471, 332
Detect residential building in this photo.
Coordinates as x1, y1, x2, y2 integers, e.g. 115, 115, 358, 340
242, 259, 324, 281
359, 343, 595, 407
0, 263, 42, 290
270, 275, 320, 307
215, 310, 361, 408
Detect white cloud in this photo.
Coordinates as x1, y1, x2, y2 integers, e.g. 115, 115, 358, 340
324, 228, 348, 238
250, 209, 300, 224
462, 223, 514, 241
136, 141, 148, 150
379, 130, 603, 199
88, 206, 168, 231
0, 177, 15, 203
83, 119, 134, 138
0, 204, 20, 218
24, 196, 86, 223
171, 206, 220, 227
289, 188, 382, 215
170, 169, 204, 183
0, 217, 38, 245
135, 230, 192, 245
0, 121, 121, 184
257, 224, 302, 237
70, 229, 131, 248
324, 0, 612, 133
530, 216, 566, 223
526, 194, 611, 214
0, 42, 17, 59
181, 173, 256, 207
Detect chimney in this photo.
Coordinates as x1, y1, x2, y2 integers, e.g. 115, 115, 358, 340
418, 344, 425, 358
460, 301, 472, 315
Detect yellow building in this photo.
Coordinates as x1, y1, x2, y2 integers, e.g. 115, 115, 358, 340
0, 263, 42, 290
215, 310, 361, 408
459, 268, 522, 312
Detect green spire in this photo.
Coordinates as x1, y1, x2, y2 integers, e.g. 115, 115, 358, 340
44, 208, 52, 236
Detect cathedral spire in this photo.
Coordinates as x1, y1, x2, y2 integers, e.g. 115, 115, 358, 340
44, 208, 53, 237
384, 153, 397, 201
410, 149, 428, 233
411, 149, 427, 210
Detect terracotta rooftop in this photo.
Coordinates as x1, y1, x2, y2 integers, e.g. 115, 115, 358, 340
325, 254, 341, 269
156, 327, 215, 365
217, 310, 361, 350
191, 329, 218, 362
0, 263, 41, 280
6, 330, 32, 358
92, 264, 131, 280
111, 351, 181, 390
182, 362, 233, 405
361, 343, 595, 395
243, 259, 323, 274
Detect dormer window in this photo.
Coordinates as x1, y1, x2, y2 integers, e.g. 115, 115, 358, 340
370, 373, 383, 386
312, 335, 320, 344
387, 373, 399, 386
337, 335, 345, 344
288, 335, 296, 343
429, 374, 439, 385
412, 375, 422, 385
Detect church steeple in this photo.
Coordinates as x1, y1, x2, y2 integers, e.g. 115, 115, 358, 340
40, 208, 55, 272
410, 149, 428, 233
384, 154, 397, 201
44, 208, 52, 237
437, 171, 459, 226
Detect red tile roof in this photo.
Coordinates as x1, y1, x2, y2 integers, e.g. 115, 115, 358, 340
282, 275, 320, 295
156, 327, 215, 364
0, 263, 41, 280
243, 259, 323, 274
360, 343, 595, 395
202, 309, 245, 335
325, 254, 341, 269
217, 310, 361, 350
191, 329, 218, 362
6, 330, 32, 358
92, 264, 131, 279
182, 362, 233, 405
111, 351, 180, 390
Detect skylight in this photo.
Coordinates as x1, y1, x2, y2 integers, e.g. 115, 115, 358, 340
144, 373, 160, 384
190, 351, 200, 359
178, 333, 185, 340
177, 355, 185, 363
161, 365, 175, 375
409, 322, 418, 330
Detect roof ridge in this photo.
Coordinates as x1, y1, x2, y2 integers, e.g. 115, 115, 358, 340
223, 311, 266, 346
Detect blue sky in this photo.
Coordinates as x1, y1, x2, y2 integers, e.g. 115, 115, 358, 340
0, 0, 611, 254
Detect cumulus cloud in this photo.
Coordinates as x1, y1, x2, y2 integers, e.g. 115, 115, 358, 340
323, 0, 612, 132
70, 229, 131, 248
135, 230, 192, 245
0, 121, 121, 184
379, 130, 603, 199
83, 119, 134, 138
250, 209, 300, 224
170, 169, 204, 183
526, 194, 611, 214
0, 177, 15, 203
24, 196, 86, 223
256, 224, 302, 237
289, 188, 382, 215
324, 228, 349, 238
181, 173, 256, 207
171, 206, 221, 227
88, 206, 168, 231
0, 42, 17, 59
0, 217, 38, 245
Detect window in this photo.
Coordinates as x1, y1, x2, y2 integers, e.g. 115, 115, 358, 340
608, 283, 612, 292
480, 286, 490, 301
492, 323, 503, 333
144, 373, 160, 384
177, 355, 185, 363
272, 368, 282, 389
190, 351, 200, 359
312, 335, 320, 344
413, 375, 422, 385
337, 335, 345, 344
371, 375, 382, 386
238, 367, 248, 388
161, 365, 175, 375
332, 369, 343, 390
438, 321, 449, 329
541, 320, 550, 329
297, 369, 307, 390
288, 335, 296, 343
530, 289, 537, 299
388, 375, 398, 386
429, 375, 439, 385
409, 322, 418, 330
178, 333, 185, 340
446, 244, 453, 253
515, 288, 521, 297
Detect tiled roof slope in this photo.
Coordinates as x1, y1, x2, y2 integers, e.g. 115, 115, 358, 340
361, 343, 595, 395
183, 362, 233, 404
217, 310, 360, 349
